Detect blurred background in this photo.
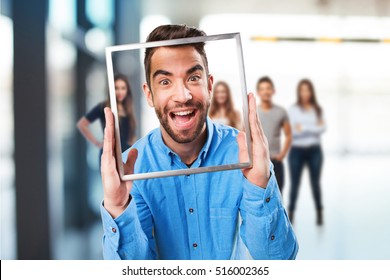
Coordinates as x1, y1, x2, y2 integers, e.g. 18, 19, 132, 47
1, 0, 390, 260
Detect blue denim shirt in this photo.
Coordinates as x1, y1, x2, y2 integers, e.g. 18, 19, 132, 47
100, 118, 298, 260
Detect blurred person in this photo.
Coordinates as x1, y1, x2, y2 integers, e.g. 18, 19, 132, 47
209, 81, 242, 129
77, 74, 137, 158
100, 24, 298, 260
256, 76, 292, 194
288, 79, 326, 225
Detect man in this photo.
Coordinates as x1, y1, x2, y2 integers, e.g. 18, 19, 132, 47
256, 77, 292, 193
100, 25, 298, 260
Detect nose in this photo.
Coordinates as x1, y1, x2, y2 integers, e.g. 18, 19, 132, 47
171, 82, 192, 103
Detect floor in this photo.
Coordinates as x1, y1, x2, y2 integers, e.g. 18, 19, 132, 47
288, 155, 390, 259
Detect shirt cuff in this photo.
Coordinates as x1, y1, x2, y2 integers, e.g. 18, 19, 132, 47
241, 165, 283, 217
100, 196, 139, 249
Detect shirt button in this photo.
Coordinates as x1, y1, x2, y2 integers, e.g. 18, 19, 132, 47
271, 235, 275, 241
193, 243, 198, 248
189, 208, 194, 213
266, 197, 271, 203
111, 227, 117, 233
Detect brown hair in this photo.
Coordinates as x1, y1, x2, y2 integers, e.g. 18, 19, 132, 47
297, 79, 322, 120
209, 81, 240, 129
144, 24, 209, 88
105, 74, 137, 144
256, 76, 274, 90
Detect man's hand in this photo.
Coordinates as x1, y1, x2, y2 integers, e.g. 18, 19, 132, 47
237, 93, 270, 188
101, 108, 138, 218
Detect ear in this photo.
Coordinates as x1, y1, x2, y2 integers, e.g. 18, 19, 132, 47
143, 83, 154, 108
207, 74, 214, 95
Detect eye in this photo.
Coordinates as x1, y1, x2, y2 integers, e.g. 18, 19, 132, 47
188, 75, 201, 82
159, 79, 170, 86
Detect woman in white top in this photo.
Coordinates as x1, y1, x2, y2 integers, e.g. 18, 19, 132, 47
209, 81, 242, 129
288, 79, 326, 226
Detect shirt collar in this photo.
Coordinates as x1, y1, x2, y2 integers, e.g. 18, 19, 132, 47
199, 117, 214, 161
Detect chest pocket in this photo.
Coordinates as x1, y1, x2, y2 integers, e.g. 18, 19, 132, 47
210, 207, 238, 252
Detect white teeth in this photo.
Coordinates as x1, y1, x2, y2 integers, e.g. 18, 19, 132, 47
173, 110, 193, 116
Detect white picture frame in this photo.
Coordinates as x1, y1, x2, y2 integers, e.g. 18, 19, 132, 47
105, 32, 252, 180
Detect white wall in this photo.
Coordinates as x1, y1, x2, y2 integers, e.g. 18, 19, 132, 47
200, 14, 390, 154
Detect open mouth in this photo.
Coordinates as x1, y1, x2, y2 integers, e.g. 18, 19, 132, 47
169, 108, 198, 129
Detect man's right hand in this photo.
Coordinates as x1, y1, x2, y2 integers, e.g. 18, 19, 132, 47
101, 108, 138, 218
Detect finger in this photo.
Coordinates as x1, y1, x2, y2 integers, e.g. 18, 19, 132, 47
250, 93, 268, 140
247, 93, 262, 143
124, 148, 138, 175
249, 93, 269, 145
103, 107, 115, 158
237, 131, 249, 164
248, 93, 261, 129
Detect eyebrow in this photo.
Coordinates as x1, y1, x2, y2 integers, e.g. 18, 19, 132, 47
152, 64, 205, 80
186, 64, 204, 75
152, 69, 172, 80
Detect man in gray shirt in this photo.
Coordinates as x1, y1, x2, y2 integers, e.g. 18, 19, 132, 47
256, 77, 292, 193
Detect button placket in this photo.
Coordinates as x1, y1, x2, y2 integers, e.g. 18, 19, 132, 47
183, 174, 201, 258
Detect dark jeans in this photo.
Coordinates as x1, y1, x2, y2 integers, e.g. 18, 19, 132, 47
288, 145, 323, 211
271, 159, 284, 193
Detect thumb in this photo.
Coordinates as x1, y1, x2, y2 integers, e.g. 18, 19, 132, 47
237, 131, 249, 164
124, 148, 138, 175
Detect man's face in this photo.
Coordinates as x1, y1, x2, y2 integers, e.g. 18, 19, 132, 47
143, 46, 213, 144
257, 82, 275, 102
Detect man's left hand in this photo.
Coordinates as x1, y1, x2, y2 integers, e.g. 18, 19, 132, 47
237, 93, 270, 188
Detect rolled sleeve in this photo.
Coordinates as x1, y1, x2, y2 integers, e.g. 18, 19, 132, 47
101, 197, 139, 248
100, 197, 150, 259
239, 164, 299, 260
241, 171, 282, 217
